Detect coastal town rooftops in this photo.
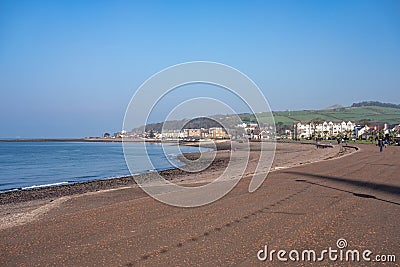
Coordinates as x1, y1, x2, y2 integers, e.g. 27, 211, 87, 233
296, 120, 354, 125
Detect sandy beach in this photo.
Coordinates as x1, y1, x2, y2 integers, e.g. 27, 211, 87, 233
0, 142, 356, 231
2, 142, 399, 266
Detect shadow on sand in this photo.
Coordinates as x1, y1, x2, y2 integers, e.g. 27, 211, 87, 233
283, 171, 400, 206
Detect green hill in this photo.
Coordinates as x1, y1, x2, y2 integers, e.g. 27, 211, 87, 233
133, 105, 400, 133
270, 106, 400, 126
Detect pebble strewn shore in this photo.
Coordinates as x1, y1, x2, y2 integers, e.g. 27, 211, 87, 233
0, 141, 354, 205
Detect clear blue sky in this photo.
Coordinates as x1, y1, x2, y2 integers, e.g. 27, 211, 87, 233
1, 0, 399, 138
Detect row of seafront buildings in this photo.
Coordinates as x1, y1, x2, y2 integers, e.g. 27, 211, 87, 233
106, 127, 230, 140
150, 124, 275, 140
294, 121, 355, 140
153, 127, 229, 140
294, 121, 400, 140
109, 121, 400, 141
119, 123, 275, 141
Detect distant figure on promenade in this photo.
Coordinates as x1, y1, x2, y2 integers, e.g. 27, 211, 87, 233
384, 140, 388, 148
378, 139, 383, 152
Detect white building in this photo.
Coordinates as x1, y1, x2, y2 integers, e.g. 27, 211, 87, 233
392, 125, 400, 137
354, 125, 369, 138
295, 121, 355, 139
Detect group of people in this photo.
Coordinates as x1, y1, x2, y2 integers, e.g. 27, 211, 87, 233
377, 139, 388, 152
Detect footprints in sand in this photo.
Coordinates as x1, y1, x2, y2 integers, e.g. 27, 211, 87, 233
127, 185, 311, 266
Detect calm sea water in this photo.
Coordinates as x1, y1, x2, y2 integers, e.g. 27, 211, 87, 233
0, 142, 209, 192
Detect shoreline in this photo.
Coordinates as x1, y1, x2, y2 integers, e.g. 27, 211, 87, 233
0, 137, 230, 143
0, 141, 231, 205
0, 142, 356, 205
0, 138, 152, 143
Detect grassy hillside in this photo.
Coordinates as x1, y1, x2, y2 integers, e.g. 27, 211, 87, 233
270, 106, 400, 125
135, 106, 400, 132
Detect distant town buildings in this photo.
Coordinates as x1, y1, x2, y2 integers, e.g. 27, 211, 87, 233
237, 123, 274, 140
293, 121, 400, 141
157, 127, 229, 140
294, 121, 355, 140
103, 120, 400, 142
112, 123, 276, 141
354, 123, 399, 140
